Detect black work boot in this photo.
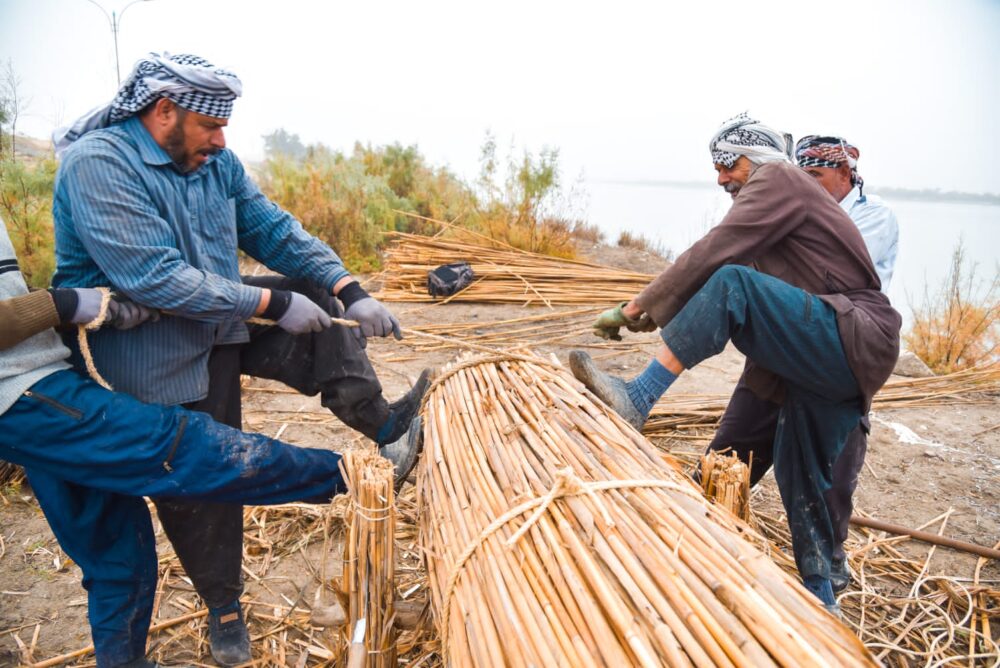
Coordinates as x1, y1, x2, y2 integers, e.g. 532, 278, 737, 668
830, 557, 852, 593
568, 351, 645, 430
374, 368, 433, 446
208, 601, 251, 666
380, 415, 423, 488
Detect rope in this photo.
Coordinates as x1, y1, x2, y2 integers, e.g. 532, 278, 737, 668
437, 467, 695, 656
77, 288, 113, 390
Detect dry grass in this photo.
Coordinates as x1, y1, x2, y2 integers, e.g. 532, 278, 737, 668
616, 230, 669, 259
905, 242, 1000, 374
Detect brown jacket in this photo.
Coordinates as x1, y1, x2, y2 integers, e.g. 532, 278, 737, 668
634, 161, 901, 409
0, 290, 61, 351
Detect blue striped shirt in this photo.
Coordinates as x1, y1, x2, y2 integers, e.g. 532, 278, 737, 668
52, 116, 349, 405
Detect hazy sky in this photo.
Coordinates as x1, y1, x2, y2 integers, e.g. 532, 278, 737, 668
2, 0, 998, 193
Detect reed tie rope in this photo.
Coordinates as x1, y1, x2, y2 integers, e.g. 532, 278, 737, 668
77, 287, 114, 390
437, 467, 697, 655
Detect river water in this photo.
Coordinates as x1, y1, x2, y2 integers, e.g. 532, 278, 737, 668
585, 181, 1000, 330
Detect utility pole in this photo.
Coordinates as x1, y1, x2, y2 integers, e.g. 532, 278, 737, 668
84, 0, 154, 85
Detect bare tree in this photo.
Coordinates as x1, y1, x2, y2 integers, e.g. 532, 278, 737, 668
1, 60, 26, 157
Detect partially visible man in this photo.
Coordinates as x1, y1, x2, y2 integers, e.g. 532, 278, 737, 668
796, 135, 899, 289
0, 216, 421, 668
569, 114, 901, 615
692, 136, 903, 596
51, 53, 428, 665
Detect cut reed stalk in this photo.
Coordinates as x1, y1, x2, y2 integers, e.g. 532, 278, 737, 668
339, 450, 397, 668
417, 351, 876, 666
700, 450, 752, 522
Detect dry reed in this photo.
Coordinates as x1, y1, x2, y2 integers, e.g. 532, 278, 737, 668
376, 232, 654, 306
339, 449, 397, 668
700, 450, 751, 522
417, 351, 875, 667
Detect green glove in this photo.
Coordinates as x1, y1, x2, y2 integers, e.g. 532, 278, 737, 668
592, 302, 657, 340
592, 302, 630, 341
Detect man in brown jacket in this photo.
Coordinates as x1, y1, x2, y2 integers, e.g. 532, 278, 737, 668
570, 114, 901, 613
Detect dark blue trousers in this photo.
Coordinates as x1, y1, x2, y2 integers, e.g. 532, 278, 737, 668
0, 370, 346, 667
663, 265, 862, 580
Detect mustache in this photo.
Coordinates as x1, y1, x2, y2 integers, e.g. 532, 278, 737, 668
724, 182, 741, 195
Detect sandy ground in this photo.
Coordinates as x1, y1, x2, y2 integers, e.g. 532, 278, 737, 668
1, 247, 998, 665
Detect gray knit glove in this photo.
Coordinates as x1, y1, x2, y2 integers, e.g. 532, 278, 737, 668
69, 288, 104, 324
276, 292, 332, 334
106, 298, 159, 330
344, 297, 402, 347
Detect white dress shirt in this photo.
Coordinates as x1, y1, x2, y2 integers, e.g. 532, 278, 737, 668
839, 186, 899, 292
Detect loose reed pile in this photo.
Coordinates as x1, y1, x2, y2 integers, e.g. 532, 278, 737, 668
418, 352, 875, 667
377, 232, 654, 305
644, 364, 1000, 439
339, 450, 397, 668
700, 451, 751, 522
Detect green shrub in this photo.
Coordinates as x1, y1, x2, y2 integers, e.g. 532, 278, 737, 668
0, 155, 56, 287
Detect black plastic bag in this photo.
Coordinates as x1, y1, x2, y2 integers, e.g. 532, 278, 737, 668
427, 262, 475, 298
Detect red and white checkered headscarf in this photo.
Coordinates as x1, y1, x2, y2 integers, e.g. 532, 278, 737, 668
795, 135, 864, 193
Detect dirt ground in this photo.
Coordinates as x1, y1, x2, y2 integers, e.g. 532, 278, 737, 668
1, 247, 998, 665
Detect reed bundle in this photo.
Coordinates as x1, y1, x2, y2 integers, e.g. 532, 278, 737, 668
339, 449, 397, 668
403, 307, 643, 354
417, 351, 875, 667
377, 232, 654, 305
644, 364, 1000, 439
699, 451, 751, 522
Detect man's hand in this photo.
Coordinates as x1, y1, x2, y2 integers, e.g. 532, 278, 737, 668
593, 302, 630, 341
337, 280, 402, 348
106, 297, 159, 330
592, 301, 656, 340
276, 292, 332, 334
344, 297, 402, 347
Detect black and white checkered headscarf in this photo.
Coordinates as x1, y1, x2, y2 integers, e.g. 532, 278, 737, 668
54, 52, 242, 156
709, 113, 791, 168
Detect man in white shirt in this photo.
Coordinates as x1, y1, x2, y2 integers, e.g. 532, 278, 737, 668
795, 135, 899, 290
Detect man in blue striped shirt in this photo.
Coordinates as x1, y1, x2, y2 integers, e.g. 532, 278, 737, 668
51, 53, 427, 665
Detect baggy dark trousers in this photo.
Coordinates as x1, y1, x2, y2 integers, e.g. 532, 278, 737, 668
2, 370, 348, 668
706, 377, 867, 565
662, 265, 863, 580
154, 275, 387, 614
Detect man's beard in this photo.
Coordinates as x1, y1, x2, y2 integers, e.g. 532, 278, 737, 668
164, 121, 219, 173
164, 121, 192, 172
724, 181, 741, 199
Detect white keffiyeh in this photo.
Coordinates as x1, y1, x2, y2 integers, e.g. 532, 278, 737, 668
54, 52, 242, 157
709, 113, 791, 168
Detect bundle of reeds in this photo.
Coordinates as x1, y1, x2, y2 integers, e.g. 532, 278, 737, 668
377, 232, 655, 305
339, 449, 397, 668
700, 451, 751, 522
417, 351, 875, 667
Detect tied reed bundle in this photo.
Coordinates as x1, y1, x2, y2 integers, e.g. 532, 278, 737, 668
417, 351, 876, 667
700, 451, 751, 522
377, 232, 655, 306
339, 450, 397, 668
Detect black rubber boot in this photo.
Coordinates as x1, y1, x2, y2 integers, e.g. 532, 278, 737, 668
380, 416, 423, 489
830, 557, 852, 593
208, 601, 251, 666
375, 368, 433, 446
